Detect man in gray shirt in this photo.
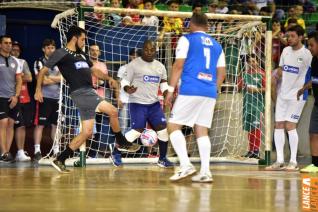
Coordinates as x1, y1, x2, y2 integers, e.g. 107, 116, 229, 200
0, 35, 23, 162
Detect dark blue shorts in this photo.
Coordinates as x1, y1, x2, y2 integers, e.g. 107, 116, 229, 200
129, 102, 166, 130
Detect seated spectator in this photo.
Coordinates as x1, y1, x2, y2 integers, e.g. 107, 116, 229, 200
242, 1, 260, 15
259, 6, 272, 16
207, 0, 218, 13
284, 4, 306, 30
81, 0, 105, 22
184, 2, 203, 29
141, 0, 159, 28
126, 0, 142, 24
285, 18, 298, 31
216, 0, 229, 14
106, 0, 122, 26
272, 19, 287, 68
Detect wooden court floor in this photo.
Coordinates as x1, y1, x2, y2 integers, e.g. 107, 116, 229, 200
0, 162, 315, 212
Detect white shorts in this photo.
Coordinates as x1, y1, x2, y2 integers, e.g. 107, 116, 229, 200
275, 97, 306, 123
169, 95, 216, 128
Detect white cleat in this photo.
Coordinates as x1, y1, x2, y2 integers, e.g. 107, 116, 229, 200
15, 152, 31, 162
170, 165, 196, 182
191, 172, 213, 183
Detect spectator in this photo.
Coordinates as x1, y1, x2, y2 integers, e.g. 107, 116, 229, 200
207, 0, 218, 13
81, 0, 105, 22
272, 19, 287, 68
126, 0, 142, 24
284, 4, 306, 30
106, 0, 122, 26
216, 0, 229, 14
33, 39, 61, 160
141, 0, 159, 28
0, 35, 23, 162
184, 2, 203, 29
10, 41, 32, 162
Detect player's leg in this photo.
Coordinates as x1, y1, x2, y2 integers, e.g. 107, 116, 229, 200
49, 99, 59, 156
284, 100, 306, 171
301, 105, 318, 172
96, 100, 140, 152
0, 118, 8, 157
148, 102, 173, 168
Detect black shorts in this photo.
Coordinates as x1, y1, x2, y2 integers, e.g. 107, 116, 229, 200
70, 88, 103, 121
18, 102, 34, 127
0, 97, 24, 125
310, 105, 318, 134
34, 98, 59, 126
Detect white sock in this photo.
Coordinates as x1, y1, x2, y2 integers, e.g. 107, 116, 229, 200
17, 149, 24, 155
34, 144, 41, 153
274, 129, 285, 163
288, 129, 298, 164
197, 136, 211, 174
170, 130, 191, 168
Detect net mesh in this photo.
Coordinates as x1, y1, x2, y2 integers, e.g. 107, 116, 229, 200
43, 8, 267, 165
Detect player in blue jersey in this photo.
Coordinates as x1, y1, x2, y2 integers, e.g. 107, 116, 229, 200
165, 13, 226, 183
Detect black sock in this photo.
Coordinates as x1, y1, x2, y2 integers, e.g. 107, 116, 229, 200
312, 156, 318, 167
114, 131, 126, 145
158, 140, 168, 160
57, 145, 74, 163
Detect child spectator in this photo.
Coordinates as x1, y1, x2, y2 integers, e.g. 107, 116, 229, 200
141, 0, 159, 28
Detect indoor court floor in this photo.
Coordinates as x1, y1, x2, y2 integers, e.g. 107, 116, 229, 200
0, 161, 315, 212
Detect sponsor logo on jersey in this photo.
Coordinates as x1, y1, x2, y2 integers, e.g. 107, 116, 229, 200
283, 65, 299, 74
312, 77, 318, 84
143, 75, 160, 83
197, 72, 212, 81
74, 61, 89, 70
201, 36, 213, 46
10, 63, 16, 69
291, 114, 300, 120
297, 57, 303, 63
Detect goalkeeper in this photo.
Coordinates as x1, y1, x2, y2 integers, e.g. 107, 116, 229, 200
238, 54, 265, 159
121, 40, 173, 168
34, 26, 140, 173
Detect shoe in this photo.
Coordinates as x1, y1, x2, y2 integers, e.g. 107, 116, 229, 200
15, 151, 31, 162
242, 151, 260, 159
34, 151, 42, 161
285, 162, 299, 171
51, 159, 70, 173
157, 157, 174, 168
116, 142, 141, 153
1, 152, 15, 163
109, 153, 123, 167
170, 165, 196, 181
300, 164, 318, 173
192, 172, 213, 183
265, 162, 286, 171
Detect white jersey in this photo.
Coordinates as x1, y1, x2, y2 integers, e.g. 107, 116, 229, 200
278, 46, 312, 100
117, 64, 129, 103
123, 57, 167, 104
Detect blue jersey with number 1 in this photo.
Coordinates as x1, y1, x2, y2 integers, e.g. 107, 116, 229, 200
179, 32, 223, 98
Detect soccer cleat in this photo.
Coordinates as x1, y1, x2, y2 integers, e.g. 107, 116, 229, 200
285, 162, 299, 171
170, 165, 196, 181
15, 151, 31, 162
157, 157, 174, 168
1, 152, 15, 163
300, 164, 318, 173
34, 151, 42, 161
242, 151, 260, 159
116, 142, 141, 153
265, 162, 286, 171
51, 159, 70, 173
109, 153, 123, 167
191, 172, 213, 183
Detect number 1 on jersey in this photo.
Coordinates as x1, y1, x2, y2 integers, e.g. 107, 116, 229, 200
204, 48, 210, 69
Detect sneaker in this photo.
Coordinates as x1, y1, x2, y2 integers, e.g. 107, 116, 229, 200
300, 164, 318, 173
242, 151, 260, 159
51, 159, 70, 173
109, 154, 123, 167
192, 172, 213, 183
285, 162, 299, 171
157, 157, 174, 168
15, 151, 31, 162
170, 165, 196, 181
1, 152, 15, 163
265, 162, 286, 171
116, 142, 141, 153
34, 151, 42, 161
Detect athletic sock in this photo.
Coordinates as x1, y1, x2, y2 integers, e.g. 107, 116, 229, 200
288, 129, 298, 163
34, 144, 40, 153
114, 131, 127, 145
170, 130, 191, 168
274, 129, 285, 163
197, 136, 211, 174
57, 145, 74, 163
312, 156, 318, 167
158, 140, 168, 160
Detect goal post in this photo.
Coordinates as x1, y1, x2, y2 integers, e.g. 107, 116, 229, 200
40, 6, 272, 166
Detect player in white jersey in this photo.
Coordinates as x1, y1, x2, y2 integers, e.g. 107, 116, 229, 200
165, 13, 226, 182
266, 25, 312, 171
121, 40, 173, 168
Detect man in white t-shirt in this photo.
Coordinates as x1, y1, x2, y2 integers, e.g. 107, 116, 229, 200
141, 0, 159, 29
266, 25, 312, 171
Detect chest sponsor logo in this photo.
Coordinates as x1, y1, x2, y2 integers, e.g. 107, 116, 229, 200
10, 63, 16, 69
197, 72, 212, 81
74, 61, 89, 70
312, 77, 318, 85
143, 75, 160, 83
283, 65, 299, 74
201, 36, 213, 46
297, 57, 303, 63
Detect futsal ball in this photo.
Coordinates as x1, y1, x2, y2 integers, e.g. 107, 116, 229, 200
140, 129, 158, 147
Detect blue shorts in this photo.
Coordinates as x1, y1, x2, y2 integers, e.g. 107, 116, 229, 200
129, 102, 166, 129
